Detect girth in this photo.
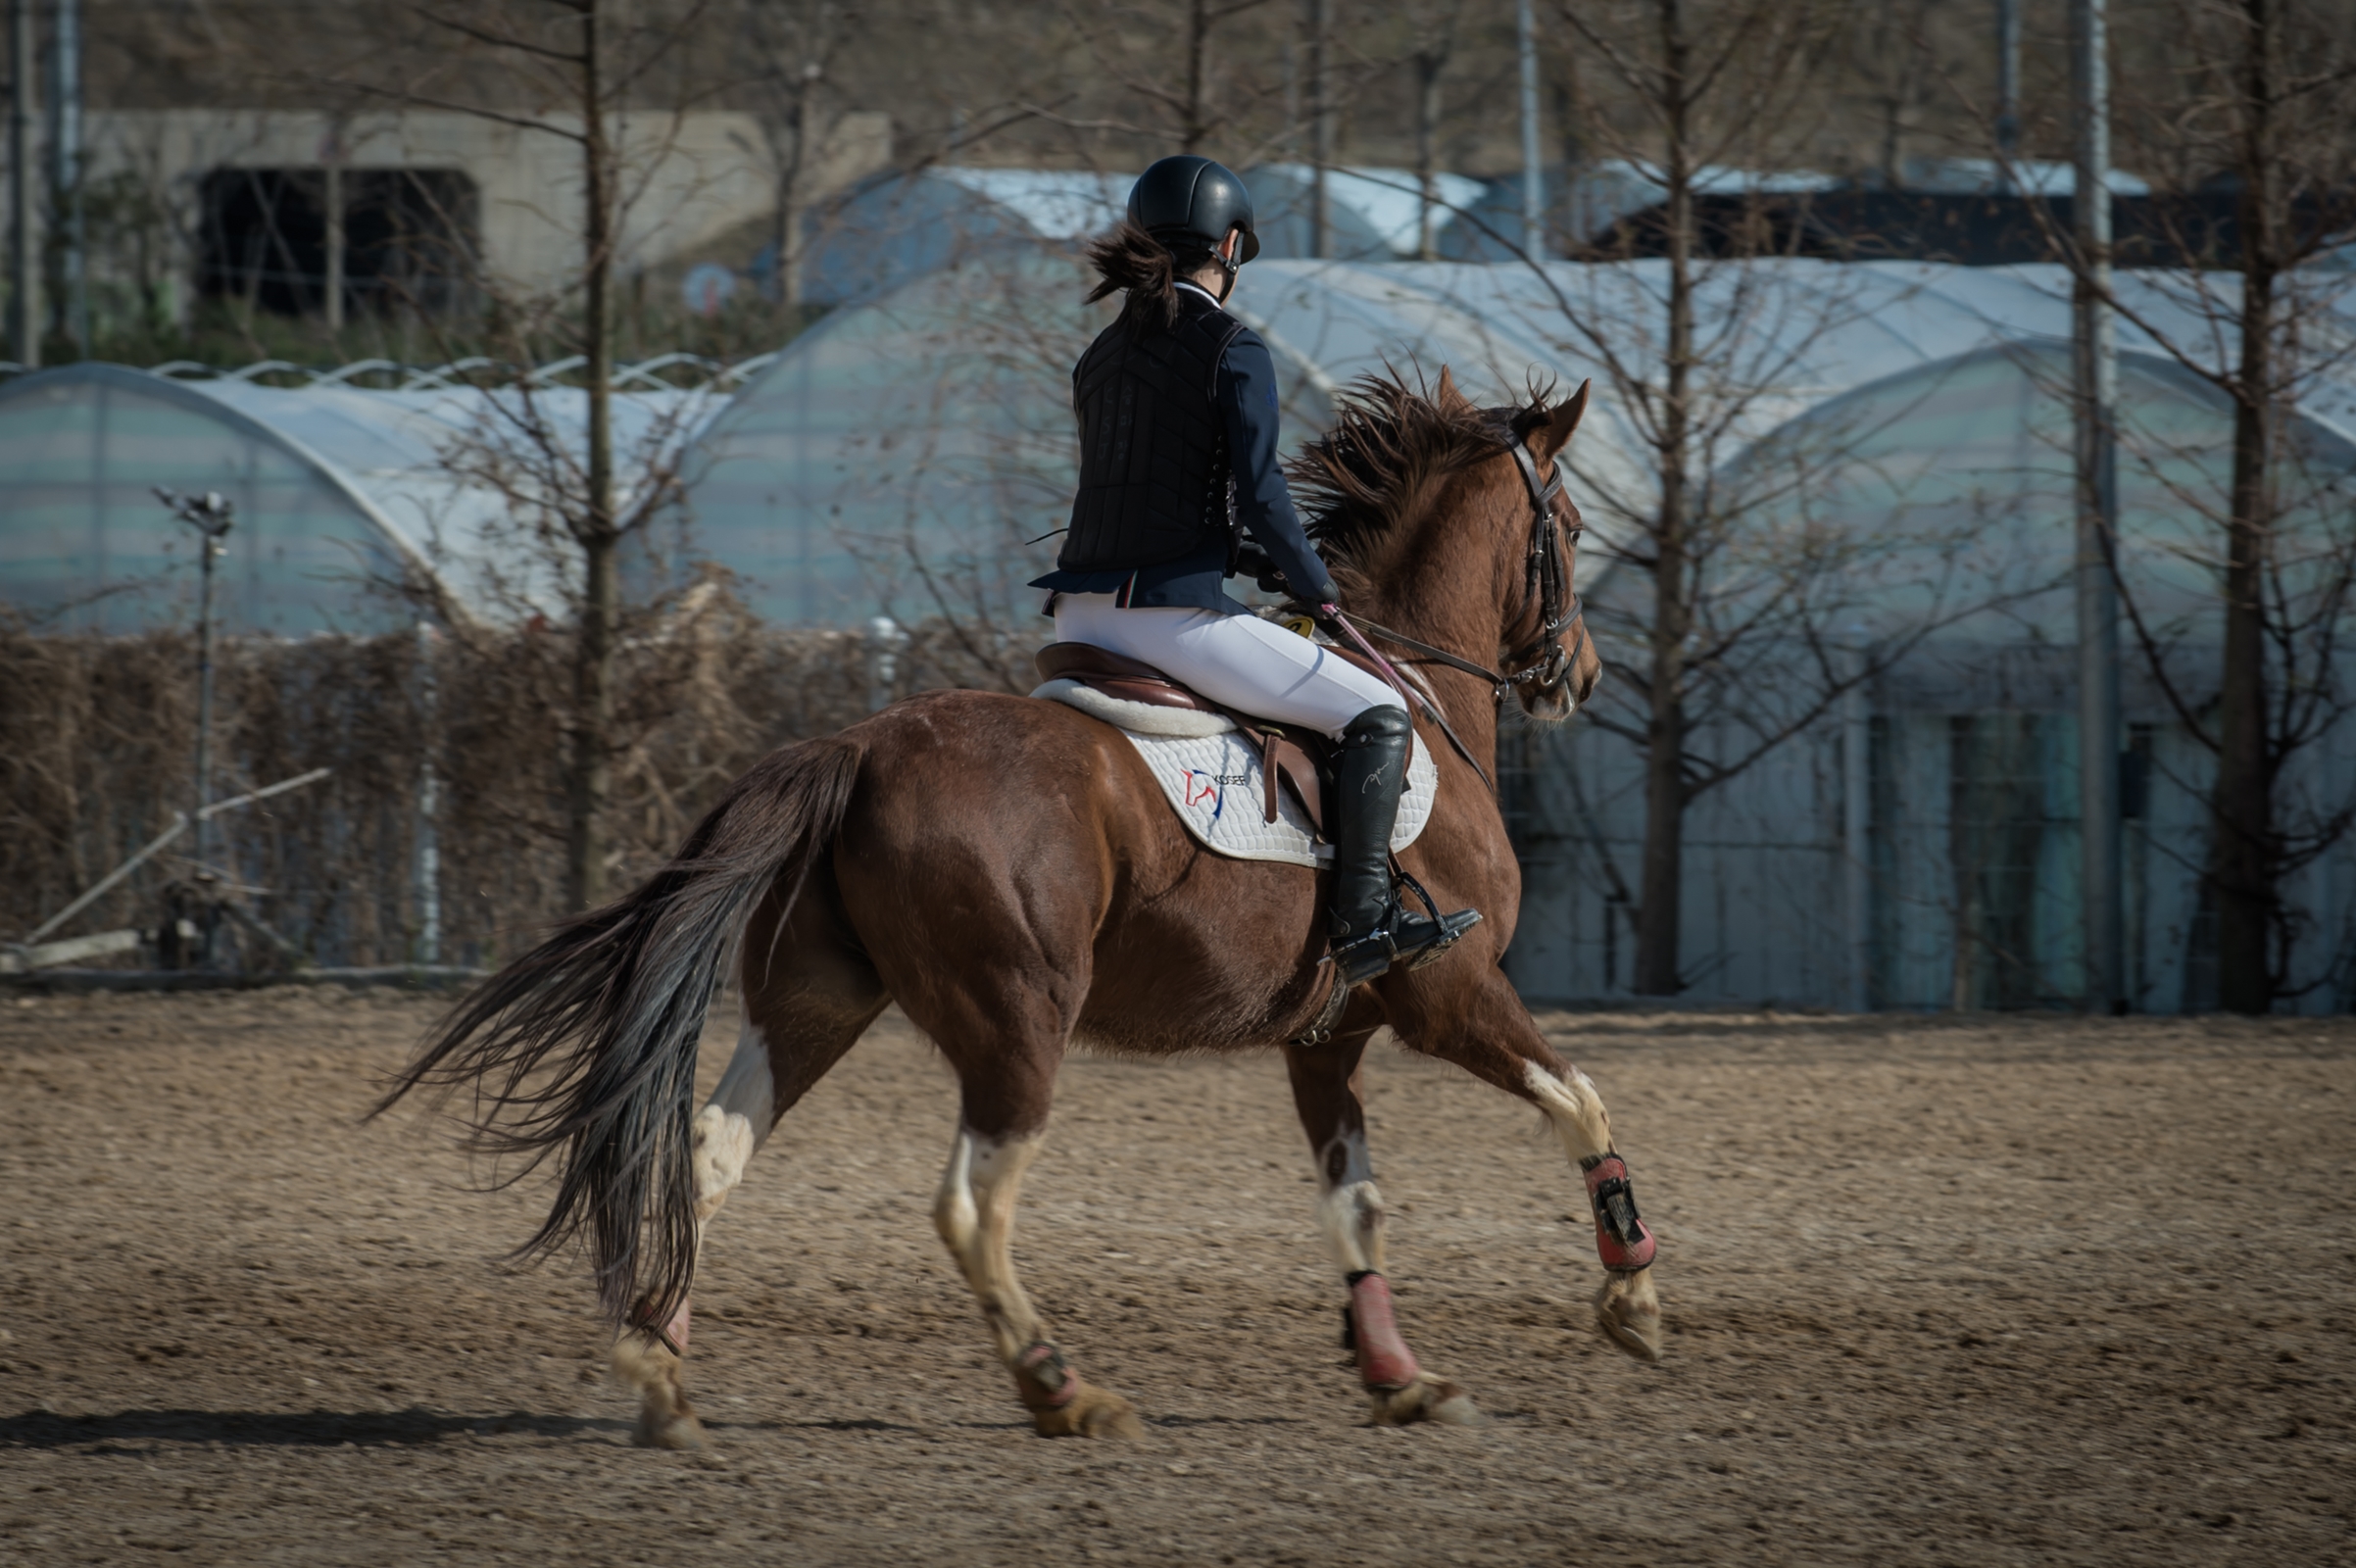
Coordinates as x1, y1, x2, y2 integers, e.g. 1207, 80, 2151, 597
1035, 641, 1339, 835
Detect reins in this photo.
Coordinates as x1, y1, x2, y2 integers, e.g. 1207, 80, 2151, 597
1316, 426, 1588, 793
1320, 609, 1495, 791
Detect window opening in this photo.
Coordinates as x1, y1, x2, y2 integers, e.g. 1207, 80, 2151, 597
198, 168, 478, 318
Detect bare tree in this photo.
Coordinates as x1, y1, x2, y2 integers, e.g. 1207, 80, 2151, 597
1512, 0, 2046, 999
1408, 0, 1461, 260
741, 0, 864, 306
1056, 0, 1282, 158
1868, 0, 2356, 1010
351, 0, 718, 910
1857, 0, 1939, 188
1538, 0, 1848, 996
1982, 0, 2356, 1009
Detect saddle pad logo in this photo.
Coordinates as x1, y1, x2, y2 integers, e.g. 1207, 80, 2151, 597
1180, 768, 1251, 818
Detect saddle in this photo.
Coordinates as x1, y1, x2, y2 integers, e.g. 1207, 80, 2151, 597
1035, 641, 1334, 836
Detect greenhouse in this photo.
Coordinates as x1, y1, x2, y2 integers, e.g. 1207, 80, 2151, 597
674, 252, 2356, 1012
679, 253, 2356, 630
799, 168, 1132, 306
0, 362, 719, 635
795, 164, 1494, 306
8, 249, 2355, 1011
1242, 165, 1490, 260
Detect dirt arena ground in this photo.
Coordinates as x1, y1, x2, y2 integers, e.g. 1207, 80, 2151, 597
0, 989, 2350, 1567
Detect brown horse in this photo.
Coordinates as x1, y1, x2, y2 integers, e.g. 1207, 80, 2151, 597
380, 368, 1659, 1448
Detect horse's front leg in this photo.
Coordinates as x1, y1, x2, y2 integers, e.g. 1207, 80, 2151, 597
1283, 1031, 1485, 1426
1387, 975, 1664, 1363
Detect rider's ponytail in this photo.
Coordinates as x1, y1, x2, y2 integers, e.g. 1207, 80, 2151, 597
1085, 220, 1214, 335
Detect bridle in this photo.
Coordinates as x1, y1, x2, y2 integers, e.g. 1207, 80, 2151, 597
1316, 427, 1590, 794
1332, 429, 1589, 706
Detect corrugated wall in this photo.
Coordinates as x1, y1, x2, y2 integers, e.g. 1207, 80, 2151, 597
1505, 665, 2356, 1012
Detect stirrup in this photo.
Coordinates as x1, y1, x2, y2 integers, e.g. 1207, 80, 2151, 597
1331, 902, 1480, 987
1391, 864, 1479, 972
1403, 906, 1483, 969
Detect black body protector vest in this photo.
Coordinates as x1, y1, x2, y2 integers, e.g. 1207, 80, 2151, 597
1058, 290, 1248, 574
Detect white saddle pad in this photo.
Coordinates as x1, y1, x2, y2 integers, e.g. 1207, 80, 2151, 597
1032, 678, 1437, 868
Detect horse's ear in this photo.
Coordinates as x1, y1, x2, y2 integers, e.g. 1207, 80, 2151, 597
1532, 378, 1591, 464
1434, 366, 1475, 414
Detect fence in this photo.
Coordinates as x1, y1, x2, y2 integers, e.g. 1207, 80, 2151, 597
15, 617, 2356, 1009
0, 609, 1008, 970
1504, 645, 2356, 1013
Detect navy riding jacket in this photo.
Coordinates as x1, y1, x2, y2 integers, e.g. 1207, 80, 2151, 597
1031, 281, 1337, 613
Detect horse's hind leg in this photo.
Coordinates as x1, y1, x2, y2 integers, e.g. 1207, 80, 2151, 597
930, 1104, 1144, 1439
614, 876, 887, 1448
1284, 1031, 1485, 1427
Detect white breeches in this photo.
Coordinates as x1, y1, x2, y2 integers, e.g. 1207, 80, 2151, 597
1053, 593, 1400, 740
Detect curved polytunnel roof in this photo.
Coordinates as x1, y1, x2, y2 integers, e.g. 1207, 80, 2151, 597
1224, 258, 2356, 524
676, 253, 2356, 630
672, 251, 1111, 624
0, 364, 718, 634
797, 165, 1504, 306
671, 250, 1339, 626
1241, 166, 1489, 260
1443, 162, 1843, 259
1717, 340, 2356, 650
800, 169, 1133, 308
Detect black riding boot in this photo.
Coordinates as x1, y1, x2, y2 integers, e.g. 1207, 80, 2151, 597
1327, 706, 1481, 986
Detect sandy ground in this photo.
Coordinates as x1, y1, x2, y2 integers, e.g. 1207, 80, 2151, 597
0, 988, 2350, 1567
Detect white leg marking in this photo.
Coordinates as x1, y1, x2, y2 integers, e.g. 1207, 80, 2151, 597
611, 1014, 779, 1450
1526, 1062, 1662, 1360
690, 1015, 778, 1224
1310, 1129, 1386, 1276
1522, 1059, 1614, 1165
932, 1128, 1048, 1364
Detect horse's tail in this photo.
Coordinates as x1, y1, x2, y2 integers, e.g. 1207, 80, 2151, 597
373, 736, 864, 1332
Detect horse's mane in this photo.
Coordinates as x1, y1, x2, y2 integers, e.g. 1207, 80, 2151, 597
1288, 371, 1543, 567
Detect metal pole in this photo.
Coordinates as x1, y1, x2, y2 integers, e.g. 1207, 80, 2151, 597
47, 0, 79, 356
1306, 0, 1329, 259
160, 490, 233, 876
415, 619, 441, 965
1843, 641, 1873, 1012
1994, 0, 2022, 190
2072, 0, 2124, 1012
193, 521, 219, 871
865, 615, 906, 712
1517, 0, 1543, 257
322, 156, 344, 330
8, 0, 33, 366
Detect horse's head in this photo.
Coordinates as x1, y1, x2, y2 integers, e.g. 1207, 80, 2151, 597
1497, 375, 1600, 721
1290, 368, 1602, 722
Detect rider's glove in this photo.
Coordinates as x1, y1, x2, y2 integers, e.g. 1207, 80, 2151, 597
1234, 544, 1338, 604
1232, 544, 1291, 596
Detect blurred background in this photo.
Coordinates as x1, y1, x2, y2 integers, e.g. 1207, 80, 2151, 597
4, 0, 2356, 1017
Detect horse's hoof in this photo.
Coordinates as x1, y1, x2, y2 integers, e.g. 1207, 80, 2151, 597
1031, 1379, 1144, 1439
1367, 1373, 1488, 1428
633, 1401, 710, 1449
1595, 1267, 1663, 1363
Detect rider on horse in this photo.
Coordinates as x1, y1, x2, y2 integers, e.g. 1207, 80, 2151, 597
1031, 155, 1480, 987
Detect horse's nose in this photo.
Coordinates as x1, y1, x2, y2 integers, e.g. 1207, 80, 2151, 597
1574, 647, 1603, 708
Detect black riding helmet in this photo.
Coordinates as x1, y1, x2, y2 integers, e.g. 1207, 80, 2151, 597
1128, 156, 1261, 268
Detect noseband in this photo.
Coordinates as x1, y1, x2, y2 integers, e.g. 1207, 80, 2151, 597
1337, 430, 1588, 704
